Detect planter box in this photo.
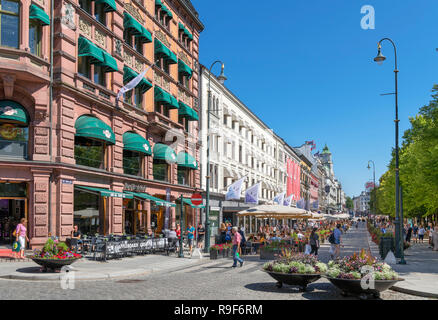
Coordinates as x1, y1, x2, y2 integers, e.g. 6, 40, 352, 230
260, 248, 281, 260
210, 250, 218, 260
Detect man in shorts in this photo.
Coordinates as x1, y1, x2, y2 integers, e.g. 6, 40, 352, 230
187, 224, 195, 255
333, 224, 342, 259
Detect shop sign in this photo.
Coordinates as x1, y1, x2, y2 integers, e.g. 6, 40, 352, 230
62, 180, 73, 185
124, 183, 147, 193
105, 238, 168, 256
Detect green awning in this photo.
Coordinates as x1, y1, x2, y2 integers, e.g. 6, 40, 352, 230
178, 59, 192, 79
75, 115, 116, 145
184, 29, 193, 41
0, 100, 29, 126
178, 102, 198, 121
123, 66, 152, 94
78, 36, 104, 64
123, 12, 152, 43
182, 198, 205, 209
178, 23, 193, 41
161, 4, 173, 19
155, 0, 162, 5
29, 4, 50, 26
95, 0, 117, 12
154, 39, 177, 65
177, 152, 198, 169
76, 186, 133, 198
123, 132, 152, 155
154, 86, 178, 109
100, 51, 118, 73
125, 191, 176, 207
153, 143, 177, 163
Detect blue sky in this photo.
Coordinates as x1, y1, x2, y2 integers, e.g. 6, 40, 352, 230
191, 0, 438, 197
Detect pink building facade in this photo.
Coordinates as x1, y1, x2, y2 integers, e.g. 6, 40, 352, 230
0, 0, 204, 248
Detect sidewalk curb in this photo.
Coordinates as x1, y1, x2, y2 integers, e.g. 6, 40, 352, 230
390, 285, 438, 299
0, 256, 213, 282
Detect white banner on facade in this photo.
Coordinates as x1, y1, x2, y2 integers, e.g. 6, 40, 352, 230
225, 177, 246, 201
273, 192, 285, 205
245, 182, 261, 204
116, 64, 153, 102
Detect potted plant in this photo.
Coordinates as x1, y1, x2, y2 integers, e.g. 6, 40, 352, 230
209, 244, 226, 260
260, 241, 293, 260
30, 238, 82, 272
325, 249, 404, 299
262, 251, 327, 291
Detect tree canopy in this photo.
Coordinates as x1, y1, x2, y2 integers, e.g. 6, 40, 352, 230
375, 85, 438, 218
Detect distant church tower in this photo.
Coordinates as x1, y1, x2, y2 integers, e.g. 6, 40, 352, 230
320, 144, 334, 177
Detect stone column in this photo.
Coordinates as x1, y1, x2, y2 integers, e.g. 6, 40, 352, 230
57, 174, 75, 241
145, 200, 151, 233
30, 168, 52, 248
111, 182, 125, 234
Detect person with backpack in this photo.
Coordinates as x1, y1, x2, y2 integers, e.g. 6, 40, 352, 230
328, 230, 336, 259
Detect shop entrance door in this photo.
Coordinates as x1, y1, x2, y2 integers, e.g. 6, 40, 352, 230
0, 198, 27, 246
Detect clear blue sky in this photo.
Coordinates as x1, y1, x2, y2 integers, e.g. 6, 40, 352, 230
192, 0, 438, 198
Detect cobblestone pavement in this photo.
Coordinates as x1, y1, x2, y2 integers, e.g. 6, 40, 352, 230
0, 224, 432, 300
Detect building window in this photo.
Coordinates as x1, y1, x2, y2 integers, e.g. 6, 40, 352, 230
29, 21, 42, 56
155, 56, 170, 74
74, 136, 105, 169
153, 159, 169, 182
0, 123, 28, 159
94, 2, 106, 25
123, 150, 142, 176
94, 64, 106, 87
78, 56, 91, 79
178, 115, 189, 132
178, 73, 189, 89
79, 0, 92, 14
0, 0, 20, 49
155, 102, 170, 118
74, 188, 102, 235
125, 87, 143, 109
177, 167, 190, 186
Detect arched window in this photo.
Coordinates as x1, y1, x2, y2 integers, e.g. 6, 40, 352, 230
0, 100, 29, 159
74, 115, 115, 169
0, 0, 19, 49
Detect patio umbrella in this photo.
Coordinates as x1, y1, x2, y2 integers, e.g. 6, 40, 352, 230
236, 205, 312, 219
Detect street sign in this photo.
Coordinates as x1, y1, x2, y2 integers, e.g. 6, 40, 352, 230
191, 193, 203, 206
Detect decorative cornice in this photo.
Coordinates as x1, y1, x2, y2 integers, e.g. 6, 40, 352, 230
124, 2, 144, 24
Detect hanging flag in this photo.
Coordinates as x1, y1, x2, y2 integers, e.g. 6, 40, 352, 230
225, 177, 246, 201
116, 64, 153, 102
284, 194, 293, 206
273, 192, 285, 205
297, 198, 305, 209
245, 182, 261, 204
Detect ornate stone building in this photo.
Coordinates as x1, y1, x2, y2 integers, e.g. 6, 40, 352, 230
0, 0, 204, 248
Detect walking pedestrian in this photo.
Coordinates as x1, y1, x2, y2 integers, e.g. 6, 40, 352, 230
412, 224, 418, 243
333, 224, 342, 259
15, 218, 29, 260
186, 224, 195, 255
231, 227, 243, 268
196, 223, 205, 249
418, 225, 425, 244
309, 228, 319, 256
405, 224, 412, 243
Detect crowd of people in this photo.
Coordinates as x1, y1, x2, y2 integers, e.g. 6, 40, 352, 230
373, 216, 438, 249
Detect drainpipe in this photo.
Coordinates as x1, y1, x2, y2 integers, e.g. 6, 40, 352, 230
47, 0, 54, 235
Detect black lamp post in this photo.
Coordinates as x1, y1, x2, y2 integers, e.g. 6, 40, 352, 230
367, 160, 376, 217
373, 38, 405, 264
204, 61, 227, 253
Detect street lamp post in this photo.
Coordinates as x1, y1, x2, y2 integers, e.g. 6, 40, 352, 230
204, 61, 227, 253
367, 160, 376, 217
373, 38, 405, 264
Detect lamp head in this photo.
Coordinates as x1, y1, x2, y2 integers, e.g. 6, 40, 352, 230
367, 164, 371, 170
217, 63, 227, 84
374, 43, 386, 65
